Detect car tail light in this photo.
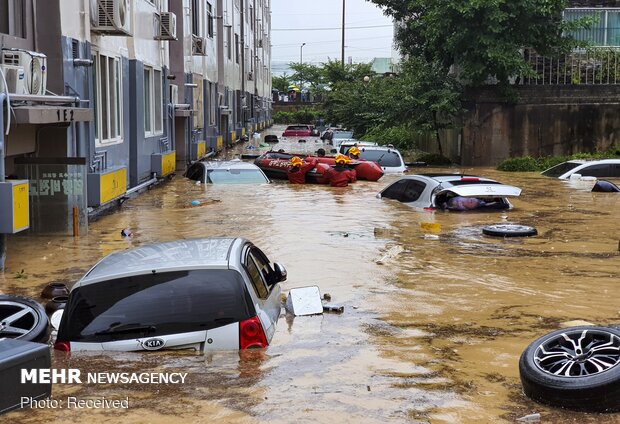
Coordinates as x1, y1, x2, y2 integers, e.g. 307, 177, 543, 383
239, 316, 268, 349
54, 340, 71, 352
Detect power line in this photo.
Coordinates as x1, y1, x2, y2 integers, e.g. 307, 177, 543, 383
272, 35, 393, 48
272, 24, 393, 31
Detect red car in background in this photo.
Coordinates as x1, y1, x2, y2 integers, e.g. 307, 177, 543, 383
282, 124, 318, 137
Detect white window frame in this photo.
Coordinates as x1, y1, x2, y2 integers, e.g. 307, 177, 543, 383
94, 51, 123, 147
144, 65, 164, 137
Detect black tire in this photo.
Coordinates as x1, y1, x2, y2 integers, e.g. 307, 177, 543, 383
0, 295, 50, 343
519, 326, 620, 412
482, 224, 537, 237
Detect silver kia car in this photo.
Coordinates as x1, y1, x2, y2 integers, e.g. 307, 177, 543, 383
54, 238, 284, 352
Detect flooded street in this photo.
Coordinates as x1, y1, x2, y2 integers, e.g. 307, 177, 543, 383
1, 127, 619, 423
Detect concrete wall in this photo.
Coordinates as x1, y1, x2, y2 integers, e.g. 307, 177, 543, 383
459, 86, 620, 166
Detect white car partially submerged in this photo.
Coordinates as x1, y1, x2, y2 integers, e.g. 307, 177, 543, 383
378, 174, 522, 210
541, 159, 620, 180
54, 238, 284, 352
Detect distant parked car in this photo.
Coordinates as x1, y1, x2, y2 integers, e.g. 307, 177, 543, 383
184, 160, 270, 184
282, 124, 315, 137
338, 141, 379, 154
541, 159, 620, 179
54, 238, 285, 352
378, 174, 522, 210
351, 146, 407, 174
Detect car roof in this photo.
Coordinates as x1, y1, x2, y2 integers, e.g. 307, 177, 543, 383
200, 160, 262, 170
359, 146, 401, 152
77, 238, 240, 287
401, 174, 500, 183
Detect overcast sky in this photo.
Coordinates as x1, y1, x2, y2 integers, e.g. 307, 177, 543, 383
270, 0, 394, 74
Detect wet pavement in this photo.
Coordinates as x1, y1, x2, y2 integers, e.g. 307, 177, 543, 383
1, 126, 619, 423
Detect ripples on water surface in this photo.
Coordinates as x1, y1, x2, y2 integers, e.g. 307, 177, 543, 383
2, 129, 619, 423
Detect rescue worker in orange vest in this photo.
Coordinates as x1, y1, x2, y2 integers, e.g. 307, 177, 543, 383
347, 146, 361, 160
287, 156, 318, 184
324, 154, 357, 187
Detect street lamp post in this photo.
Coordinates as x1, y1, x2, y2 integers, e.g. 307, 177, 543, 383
341, 0, 345, 68
300, 42, 306, 65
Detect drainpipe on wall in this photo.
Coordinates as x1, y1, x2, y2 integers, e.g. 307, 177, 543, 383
0, 93, 7, 270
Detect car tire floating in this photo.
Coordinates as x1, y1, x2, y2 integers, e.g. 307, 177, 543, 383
0, 295, 50, 342
482, 224, 537, 237
519, 326, 620, 412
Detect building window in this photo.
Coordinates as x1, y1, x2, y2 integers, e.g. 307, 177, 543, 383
192, 0, 203, 37
0, 0, 25, 38
144, 66, 163, 136
235, 34, 240, 64
94, 52, 123, 147
209, 82, 216, 126
226, 27, 232, 60
206, 2, 214, 38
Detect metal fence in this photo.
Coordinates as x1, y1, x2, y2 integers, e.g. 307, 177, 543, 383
520, 47, 620, 85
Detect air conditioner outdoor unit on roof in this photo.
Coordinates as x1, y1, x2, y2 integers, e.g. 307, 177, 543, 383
91, 0, 132, 36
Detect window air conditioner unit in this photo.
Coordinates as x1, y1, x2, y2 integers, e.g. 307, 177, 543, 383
170, 84, 178, 104
192, 35, 207, 56
1, 49, 47, 95
91, 0, 132, 36
155, 12, 177, 40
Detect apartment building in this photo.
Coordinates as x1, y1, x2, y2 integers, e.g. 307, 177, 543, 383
0, 0, 272, 237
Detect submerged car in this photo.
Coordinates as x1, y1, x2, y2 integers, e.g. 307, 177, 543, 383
54, 238, 285, 352
282, 124, 316, 137
351, 146, 407, 174
378, 174, 522, 210
541, 159, 620, 179
184, 160, 270, 184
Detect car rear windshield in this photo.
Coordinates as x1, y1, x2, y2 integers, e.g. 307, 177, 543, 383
541, 162, 582, 177
285, 125, 310, 131
58, 270, 256, 343
359, 150, 403, 167
332, 132, 354, 139
207, 169, 268, 184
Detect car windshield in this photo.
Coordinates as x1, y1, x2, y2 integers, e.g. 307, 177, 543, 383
359, 150, 403, 167
285, 125, 310, 131
541, 162, 582, 177
333, 131, 354, 139
206, 169, 268, 184
58, 270, 255, 343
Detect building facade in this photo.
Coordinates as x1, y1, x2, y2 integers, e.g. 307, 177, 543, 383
0, 0, 272, 238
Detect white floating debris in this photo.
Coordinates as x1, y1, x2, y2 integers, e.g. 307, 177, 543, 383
285, 286, 323, 316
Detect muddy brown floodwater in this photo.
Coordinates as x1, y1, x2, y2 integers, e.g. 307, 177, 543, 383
1, 126, 619, 423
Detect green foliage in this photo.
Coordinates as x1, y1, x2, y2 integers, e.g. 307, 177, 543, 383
273, 108, 321, 125
14, 269, 26, 279
362, 125, 419, 150
496, 156, 541, 172
416, 153, 452, 166
272, 74, 291, 92
497, 147, 620, 171
370, 0, 587, 88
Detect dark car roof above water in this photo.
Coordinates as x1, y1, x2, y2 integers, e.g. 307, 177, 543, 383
78, 238, 239, 287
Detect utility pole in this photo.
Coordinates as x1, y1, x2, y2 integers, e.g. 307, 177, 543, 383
341, 0, 345, 68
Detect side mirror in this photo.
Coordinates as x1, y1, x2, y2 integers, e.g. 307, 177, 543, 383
274, 263, 287, 282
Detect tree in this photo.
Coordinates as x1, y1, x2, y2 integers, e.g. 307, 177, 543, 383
272, 74, 291, 93
370, 0, 586, 87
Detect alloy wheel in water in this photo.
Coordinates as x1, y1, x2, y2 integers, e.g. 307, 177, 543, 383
0, 300, 41, 338
0, 295, 50, 342
534, 328, 620, 377
482, 224, 537, 237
